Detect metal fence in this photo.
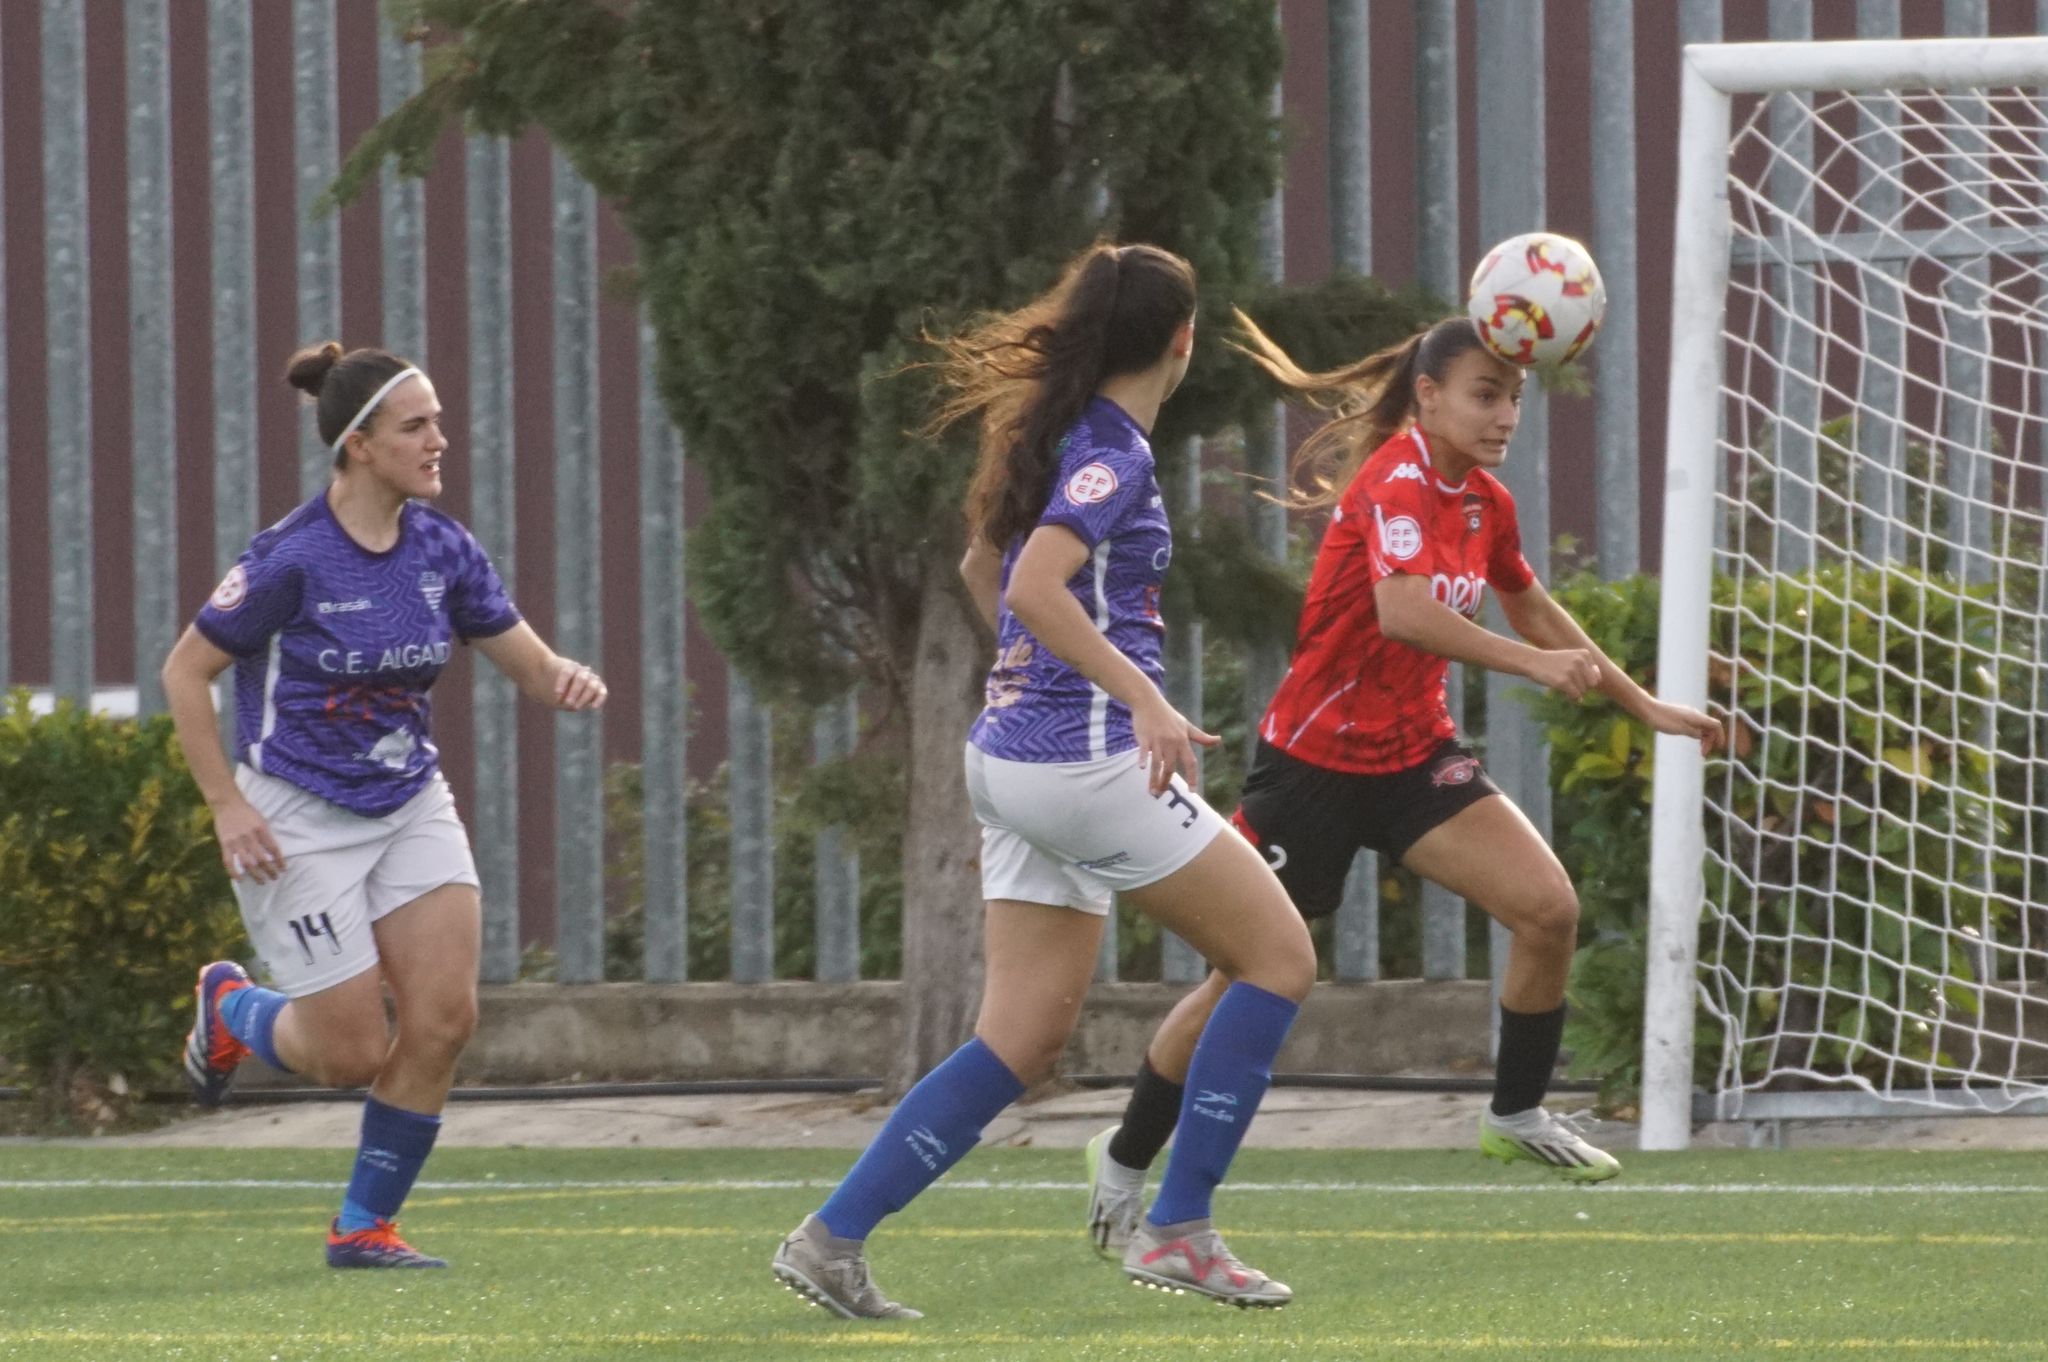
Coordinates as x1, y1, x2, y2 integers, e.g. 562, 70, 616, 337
9, 0, 2003, 988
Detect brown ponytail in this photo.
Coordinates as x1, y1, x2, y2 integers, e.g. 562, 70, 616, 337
930, 242, 1196, 550
1233, 310, 1489, 511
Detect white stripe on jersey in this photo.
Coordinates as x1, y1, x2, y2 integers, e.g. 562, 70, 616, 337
1088, 537, 1113, 760
250, 634, 283, 772
1286, 680, 1359, 748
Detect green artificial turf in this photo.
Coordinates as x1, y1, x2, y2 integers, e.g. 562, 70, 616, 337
1, 1146, 2043, 1360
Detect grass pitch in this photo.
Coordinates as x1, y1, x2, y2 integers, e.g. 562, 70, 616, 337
2, 1144, 2044, 1360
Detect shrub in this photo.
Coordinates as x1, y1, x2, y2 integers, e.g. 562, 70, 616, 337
1535, 562, 2035, 1108
0, 693, 245, 1128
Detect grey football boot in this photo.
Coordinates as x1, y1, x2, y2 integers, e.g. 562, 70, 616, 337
772, 1214, 923, 1320
1085, 1125, 1146, 1255
1122, 1215, 1292, 1308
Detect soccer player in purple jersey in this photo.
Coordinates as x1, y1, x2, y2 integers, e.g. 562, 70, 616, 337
162, 342, 607, 1269
772, 244, 1315, 1317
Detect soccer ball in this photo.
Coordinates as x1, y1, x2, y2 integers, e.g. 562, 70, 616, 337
1466, 232, 1606, 368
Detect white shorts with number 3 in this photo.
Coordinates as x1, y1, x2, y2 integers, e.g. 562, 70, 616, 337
230, 765, 481, 998
965, 743, 1228, 915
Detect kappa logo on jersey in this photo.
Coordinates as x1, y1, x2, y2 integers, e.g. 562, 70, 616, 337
418, 571, 446, 612
1384, 463, 1427, 484
1065, 462, 1120, 505
1380, 514, 1424, 562
209, 565, 249, 612
1431, 752, 1482, 788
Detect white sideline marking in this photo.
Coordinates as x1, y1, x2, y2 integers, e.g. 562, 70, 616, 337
6, 1177, 2048, 1196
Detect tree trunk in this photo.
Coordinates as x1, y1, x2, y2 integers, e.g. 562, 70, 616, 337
890, 551, 990, 1095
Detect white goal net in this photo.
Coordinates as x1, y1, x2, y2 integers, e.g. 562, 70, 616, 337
1644, 38, 2048, 1145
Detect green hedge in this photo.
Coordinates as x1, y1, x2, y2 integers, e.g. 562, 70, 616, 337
1535, 563, 2034, 1109
0, 693, 245, 1127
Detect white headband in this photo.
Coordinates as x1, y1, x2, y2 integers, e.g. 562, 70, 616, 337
329, 367, 423, 453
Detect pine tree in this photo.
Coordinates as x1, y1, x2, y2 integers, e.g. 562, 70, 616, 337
338, 0, 1436, 1084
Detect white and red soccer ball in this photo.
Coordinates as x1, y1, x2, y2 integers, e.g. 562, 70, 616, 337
1466, 231, 1606, 369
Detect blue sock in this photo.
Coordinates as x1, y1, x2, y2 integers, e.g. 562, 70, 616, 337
335, 1096, 442, 1234
217, 983, 293, 1074
814, 1036, 1025, 1241
1148, 981, 1299, 1228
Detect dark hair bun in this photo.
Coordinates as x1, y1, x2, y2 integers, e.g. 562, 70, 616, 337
285, 340, 345, 397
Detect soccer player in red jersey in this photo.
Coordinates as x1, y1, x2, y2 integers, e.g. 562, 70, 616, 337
1083, 314, 1725, 1245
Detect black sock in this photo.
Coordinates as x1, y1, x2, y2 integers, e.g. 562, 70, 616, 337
1491, 1003, 1566, 1117
1107, 1056, 1184, 1171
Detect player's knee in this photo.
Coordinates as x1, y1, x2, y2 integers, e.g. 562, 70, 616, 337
981, 1023, 1073, 1087
1517, 878, 1580, 951
1227, 925, 1315, 1003
405, 991, 479, 1060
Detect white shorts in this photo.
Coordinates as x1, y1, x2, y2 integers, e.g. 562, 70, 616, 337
231, 765, 480, 998
965, 744, 1228, 915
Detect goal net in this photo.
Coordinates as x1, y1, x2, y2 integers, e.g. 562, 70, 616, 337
1644, 37, 2048, 1146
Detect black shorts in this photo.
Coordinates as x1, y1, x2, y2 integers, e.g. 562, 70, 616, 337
1229, 738, 1500, 920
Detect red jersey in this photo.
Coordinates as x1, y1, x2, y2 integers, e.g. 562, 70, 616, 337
1258, 427, 1536, 774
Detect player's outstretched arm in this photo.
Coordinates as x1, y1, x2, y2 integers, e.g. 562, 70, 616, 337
1374, 573, 1602, 699
472, 622, 608, 713
1496, 580, 1723, 754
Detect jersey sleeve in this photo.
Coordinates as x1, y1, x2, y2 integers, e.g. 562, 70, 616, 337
1358, 474, 1441, 586
193, 550, 304, 657
1487, 488, 1538, 594
1037, 440, 1150, 549
449, 526, 523, 642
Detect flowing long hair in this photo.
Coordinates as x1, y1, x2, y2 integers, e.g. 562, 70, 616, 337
1232, 311, 1489, 511
930, 242, 1196, 549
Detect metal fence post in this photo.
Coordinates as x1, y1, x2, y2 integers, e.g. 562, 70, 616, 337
292, 0, 339, 497
641, 315, 690, 983
1475, 0, 1552, 1034
1415, 0, 1467, 983
552, 154, 605, 983
813, 692, 861, 983
378, 19, 425, 364
467, 133, 521, 984
210, 0, 256, 576
1161, 435, 1207, 984
129, 0, 177, 718
44, 0, 93, 708
728, 665, 776, 983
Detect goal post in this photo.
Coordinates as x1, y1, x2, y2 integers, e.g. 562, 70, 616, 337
1643, 36, 2048, 1150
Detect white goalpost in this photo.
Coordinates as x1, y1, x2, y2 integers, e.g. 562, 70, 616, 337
1644, 37, 2048, 1149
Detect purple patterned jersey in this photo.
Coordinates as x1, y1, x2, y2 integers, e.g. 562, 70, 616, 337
194, 492, 522, 817
969, 398, 1171, 763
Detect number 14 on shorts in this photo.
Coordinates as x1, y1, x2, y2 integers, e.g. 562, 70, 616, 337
288, 912, 344, 965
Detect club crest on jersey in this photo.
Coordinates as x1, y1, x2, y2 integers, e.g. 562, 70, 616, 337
418, 571, 446, 612
1432, 752, 1482, 787
1463, 491, 1485, 534
1065, 462, 1119, 505
1380, 515, 1424, 562
209, 564, 249, 611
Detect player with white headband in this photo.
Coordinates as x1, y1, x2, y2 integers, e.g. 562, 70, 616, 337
160, 341, 608, 1269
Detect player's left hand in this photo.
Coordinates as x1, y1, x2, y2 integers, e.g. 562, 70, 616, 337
1644, 700, 1724, 755
552, 657, 609, 711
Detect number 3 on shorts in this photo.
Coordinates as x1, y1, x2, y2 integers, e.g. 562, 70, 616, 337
287, 912, 344, 966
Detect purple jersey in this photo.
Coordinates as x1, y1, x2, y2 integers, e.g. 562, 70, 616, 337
194, 492, 522, 817
969, 398, 1170, 763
